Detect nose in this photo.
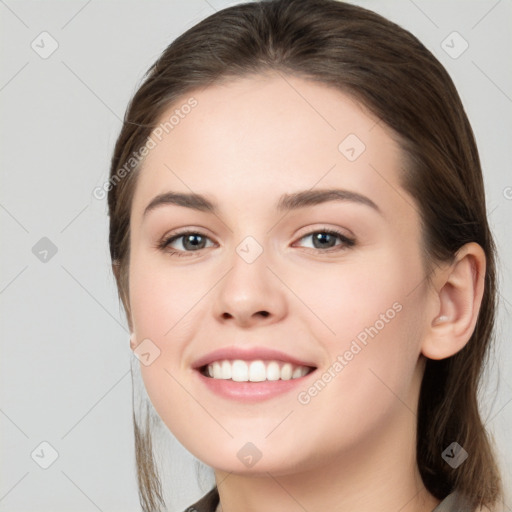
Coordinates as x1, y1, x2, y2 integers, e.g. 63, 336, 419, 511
213, 243, 288, 328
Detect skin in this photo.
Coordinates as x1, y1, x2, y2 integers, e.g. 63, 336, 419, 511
125, 72, 486, 512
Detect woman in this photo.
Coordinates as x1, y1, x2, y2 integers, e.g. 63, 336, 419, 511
107, 0, 503, 510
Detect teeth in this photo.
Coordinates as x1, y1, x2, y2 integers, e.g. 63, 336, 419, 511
292, 366, 303, 379
281, 363, 292, 380
204, 359, 311, 382
212, 362, 222, 379
232, 360, 248, 382
248, 360, 266, 382
266, 361, 280, 381
221, 360, 232, 379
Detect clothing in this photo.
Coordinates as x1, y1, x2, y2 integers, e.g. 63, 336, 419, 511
183, 486, 471, 512
183, 486, 219, 512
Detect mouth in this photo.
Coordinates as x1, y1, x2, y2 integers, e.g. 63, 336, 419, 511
198, 359, 316, 382
191, 346, 318, 401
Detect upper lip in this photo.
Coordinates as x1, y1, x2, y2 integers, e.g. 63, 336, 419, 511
192, 346, 317, 370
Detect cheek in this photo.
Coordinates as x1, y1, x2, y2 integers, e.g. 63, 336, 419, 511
290, 245, 425, 406
127, 248, 218, 437
284, 272, 425, 467
289, 244, 422, 342
128, 247, 207, 348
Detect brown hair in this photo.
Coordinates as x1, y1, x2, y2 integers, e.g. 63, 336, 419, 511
107, 0, 503, 510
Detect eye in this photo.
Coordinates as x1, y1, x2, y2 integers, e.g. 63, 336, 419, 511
158, 227, 355, 257
294, 228, 355, 252
158, 230, 215, 256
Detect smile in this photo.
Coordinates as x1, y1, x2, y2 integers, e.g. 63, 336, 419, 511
202, 359, 314, 382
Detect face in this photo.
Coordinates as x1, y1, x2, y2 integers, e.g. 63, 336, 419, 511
128, 73, 430, 475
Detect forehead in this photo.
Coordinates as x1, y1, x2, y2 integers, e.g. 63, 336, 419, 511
131, 73, 413, 223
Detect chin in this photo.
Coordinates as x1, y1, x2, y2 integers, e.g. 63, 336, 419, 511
183, 437, 313, 477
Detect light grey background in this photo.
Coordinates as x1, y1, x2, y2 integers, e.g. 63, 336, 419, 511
0, 1, 511, 511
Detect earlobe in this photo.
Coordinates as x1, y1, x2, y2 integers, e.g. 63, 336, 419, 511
421, 242, 486, 360
130, 332, 137, 350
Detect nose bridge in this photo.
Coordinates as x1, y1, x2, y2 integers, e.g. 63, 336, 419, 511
223, 233, 271, 299
235, 234, 266, 266
213, 231, 286, 325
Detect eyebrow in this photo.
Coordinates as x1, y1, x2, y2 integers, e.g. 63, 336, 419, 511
143, 188, 382, 217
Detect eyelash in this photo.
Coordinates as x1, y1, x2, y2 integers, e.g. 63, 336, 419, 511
157, 227, 355, 257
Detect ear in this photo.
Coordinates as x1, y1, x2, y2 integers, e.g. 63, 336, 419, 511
421, 242, 486, 360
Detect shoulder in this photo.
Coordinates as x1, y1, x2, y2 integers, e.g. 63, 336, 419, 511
183, 486, 219, 512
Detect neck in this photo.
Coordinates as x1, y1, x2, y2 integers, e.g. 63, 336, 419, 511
214, 427, 439, 512
213, 365, 440, 512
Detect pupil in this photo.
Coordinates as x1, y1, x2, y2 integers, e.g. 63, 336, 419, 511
314, 233, 334, 249
184, 234, 204, 250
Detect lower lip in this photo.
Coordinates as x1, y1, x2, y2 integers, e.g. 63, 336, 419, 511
194, 369, 316, 402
